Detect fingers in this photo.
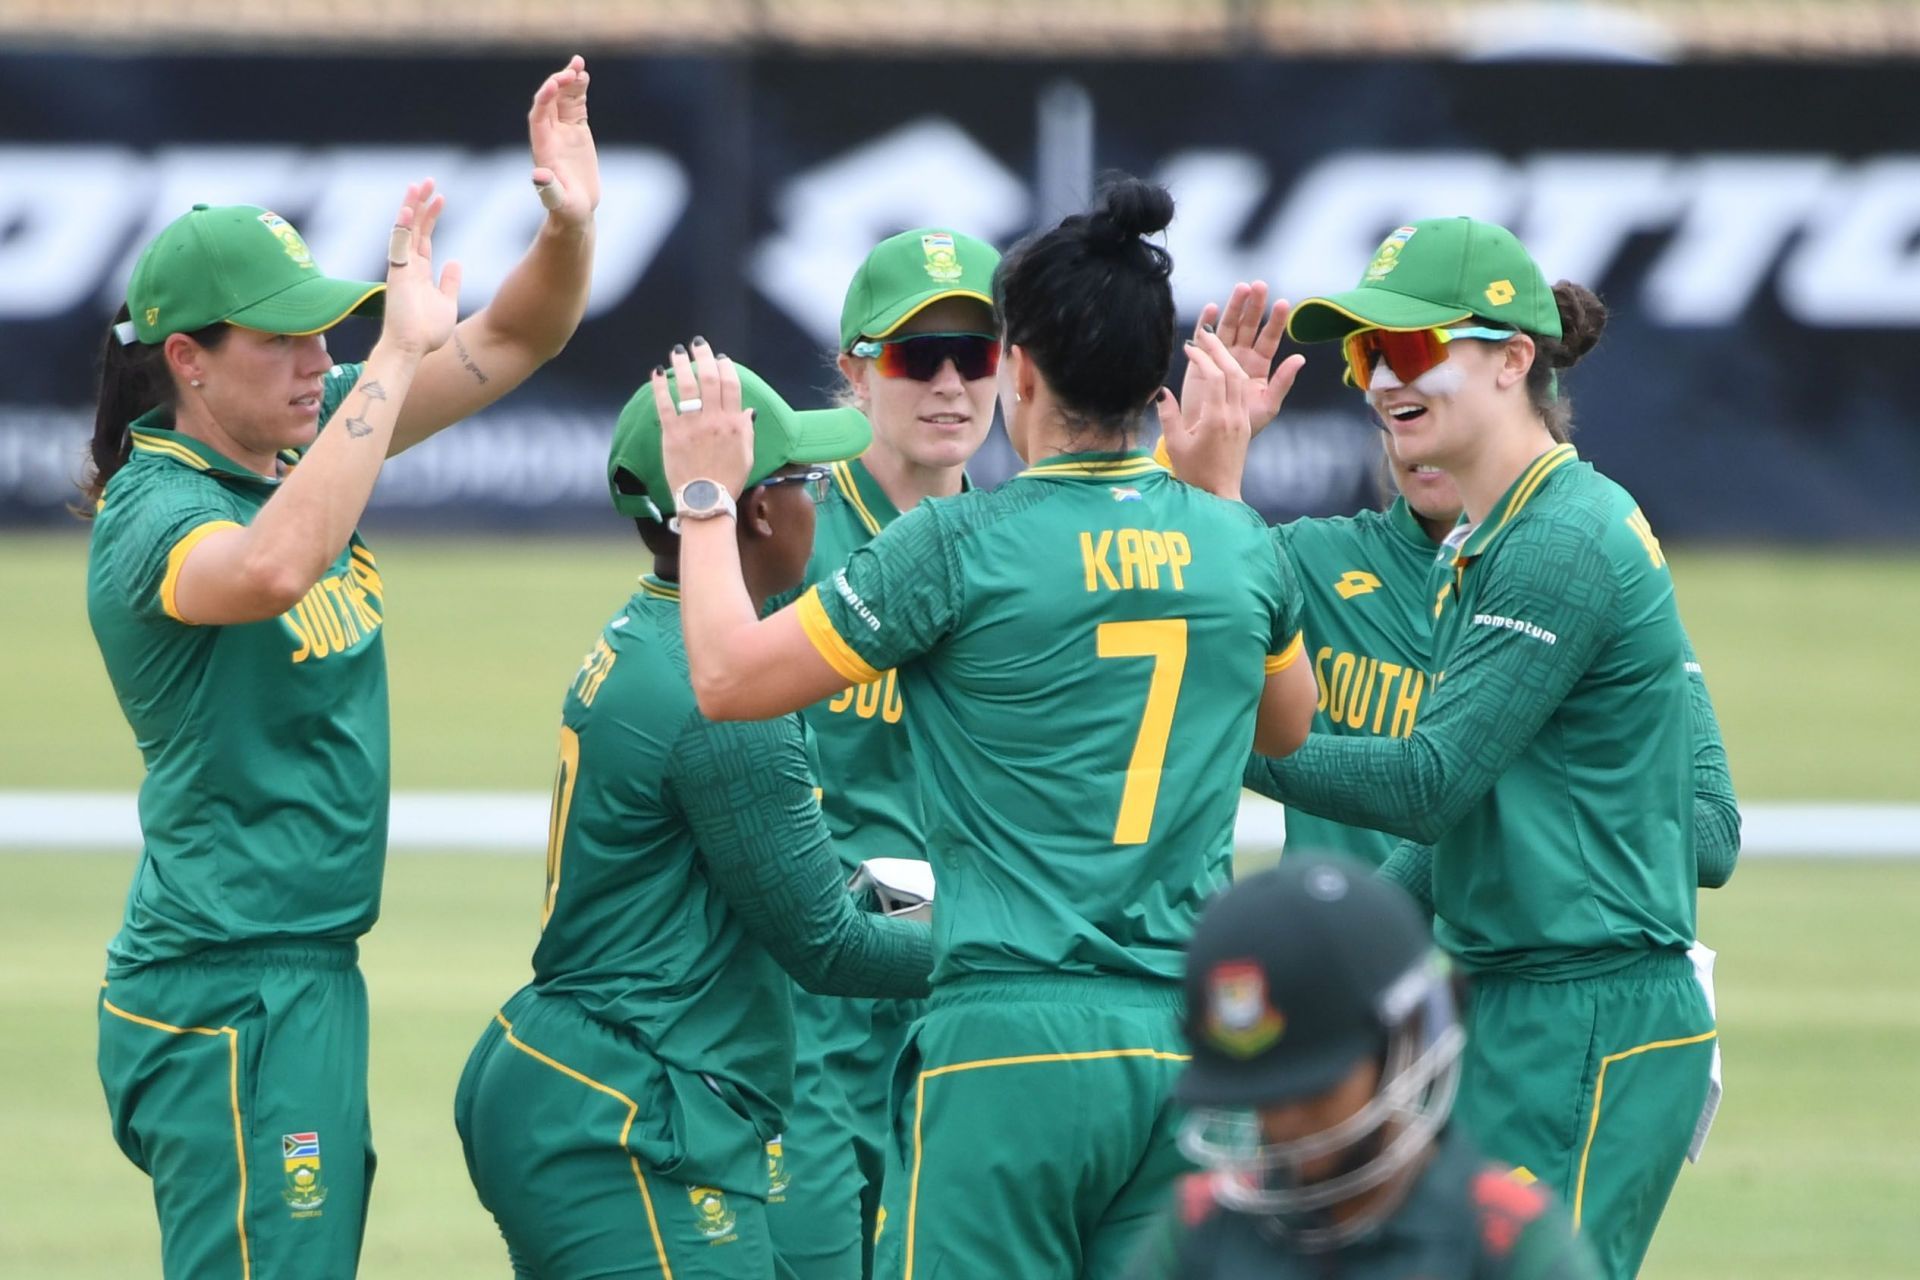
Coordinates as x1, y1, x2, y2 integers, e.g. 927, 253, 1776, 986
1217, 282, 1256, 348
1191, 330, 1252, 434
531, 167, 565, 210
650, 366, 677, 426
1152, 387, 1186, 442
437, 259, 463, 305
1251, 299, 1286, 365
1192, 302, 1220, 345
413, 189, 444, 263
668, 342, 696, 409
691, 336, 724, 411
713, 351, 743, 416
1266, 352, 1307, 403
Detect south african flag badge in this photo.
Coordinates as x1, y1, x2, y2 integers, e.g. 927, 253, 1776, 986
282, 1132, 327, 1216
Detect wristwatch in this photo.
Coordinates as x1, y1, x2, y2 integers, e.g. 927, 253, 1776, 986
669, 479, 737, 533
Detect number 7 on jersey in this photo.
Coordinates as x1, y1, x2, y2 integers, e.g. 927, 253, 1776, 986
1096, 619, 1188, 845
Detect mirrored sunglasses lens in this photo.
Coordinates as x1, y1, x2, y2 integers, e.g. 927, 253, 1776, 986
876, 335, 1001, 381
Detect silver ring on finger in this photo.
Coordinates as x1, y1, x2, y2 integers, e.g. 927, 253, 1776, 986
676, 398, 704, 414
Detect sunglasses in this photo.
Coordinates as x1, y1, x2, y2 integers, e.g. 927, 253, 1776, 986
1342, 325, 1516, 391
759, 465, 833, 502
848, 332, 1001, 382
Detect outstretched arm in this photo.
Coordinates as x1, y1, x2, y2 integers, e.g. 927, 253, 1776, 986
391, 55, 599, 452
1245, 528, 1620, 845
670, 711, 932, 999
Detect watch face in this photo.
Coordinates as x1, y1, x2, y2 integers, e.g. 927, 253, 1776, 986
681, 479, 721, 511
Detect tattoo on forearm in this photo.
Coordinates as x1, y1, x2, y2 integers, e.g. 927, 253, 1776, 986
452, 331, 490, 385
344, 380, 387, 438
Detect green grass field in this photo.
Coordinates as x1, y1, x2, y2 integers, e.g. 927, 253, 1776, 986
3, 533, 1918, 1276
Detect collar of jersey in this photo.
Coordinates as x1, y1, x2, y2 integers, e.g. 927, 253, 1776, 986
832, 455, 973, 537
126, 407, 298, 485
1016, 449, 1161, 481
1454, 444, 1578, 564
1386, 495, 1443, 553
637, 573, 680, 602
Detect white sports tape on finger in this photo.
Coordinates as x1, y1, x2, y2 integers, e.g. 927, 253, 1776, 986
535, 179, 564, 211
387, 226, 411, 267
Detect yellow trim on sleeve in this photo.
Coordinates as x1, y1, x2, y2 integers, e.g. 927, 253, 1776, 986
905, 1047, 1190, 1279
101, 999, 250, 1279
1572, 1028, 1718, 1230
494, 1012, 674, 1278
1264, 631, 1305, 674
833, 461, 884, 537
159, 519, 243, 623
797, 586, 882, 685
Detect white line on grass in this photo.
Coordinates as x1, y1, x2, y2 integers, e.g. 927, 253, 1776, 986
2, 792, 1918, 856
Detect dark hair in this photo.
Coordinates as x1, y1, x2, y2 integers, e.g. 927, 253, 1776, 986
78, 305, 228, 515
1525, 282, 1608, 444
994, 174, 1176, 439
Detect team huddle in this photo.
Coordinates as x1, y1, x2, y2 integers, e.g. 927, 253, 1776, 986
78, 55, 1736, 1280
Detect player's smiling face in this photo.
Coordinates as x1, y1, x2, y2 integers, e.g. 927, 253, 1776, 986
1364, 333, 1518, 472
855, 298, 998, 472
189, 327, 336, 454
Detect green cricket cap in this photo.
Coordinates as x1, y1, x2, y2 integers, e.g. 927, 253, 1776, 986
838, 228, 1000, 352
1287, 217, 1560, 345
607, 362, 872, 518
126, 204, 385, 345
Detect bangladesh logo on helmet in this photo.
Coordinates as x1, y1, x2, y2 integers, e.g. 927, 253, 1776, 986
1364, 226, 1418, 282
1205, 960, 1286, 1059
257, 212, 316, 270
921, 232, 963, 283
688, 1185, 738, 1240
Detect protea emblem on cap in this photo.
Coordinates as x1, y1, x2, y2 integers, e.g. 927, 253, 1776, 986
1364, 226, 1418, 282
1206, 960, 1286, 1059
257, 212, 315, 270
921, 232, 963, 283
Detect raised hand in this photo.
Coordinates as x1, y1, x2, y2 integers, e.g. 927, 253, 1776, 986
657, 337, 754, 501
528, 55, 599, 228
1193, 281, 1306, 439
381, 180, 461, 358
1156, 329, 1275, 503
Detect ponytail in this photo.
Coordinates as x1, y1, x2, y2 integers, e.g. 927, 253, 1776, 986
1525, 282, 1609, 444
994, 174, 1177, 437
78, 306, 226, 515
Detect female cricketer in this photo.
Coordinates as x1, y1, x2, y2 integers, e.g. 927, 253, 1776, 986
1208, 218, 1718, 1280
656, 177, 1319, 1279
85, 57, 599, 1279
1170, 282, 1738, 881
455, 362, 934, 1279
765, 227, 1003, 1279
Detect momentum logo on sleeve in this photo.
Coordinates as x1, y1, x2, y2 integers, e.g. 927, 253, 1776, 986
1471, 613, 1558, 645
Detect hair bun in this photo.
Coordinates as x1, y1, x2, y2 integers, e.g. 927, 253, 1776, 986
1084, 176, 1175, 255
1550, 281, 1608, 367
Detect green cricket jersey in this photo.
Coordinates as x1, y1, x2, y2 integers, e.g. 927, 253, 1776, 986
1127, 1130, 1598, 1280
795, 450, 1304, 986
1275, 498, 1439, 867
526, 575, 932, 1134
1247, 446, 1698, 978
88, 362, 388, 973
784, 457, 932, 871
